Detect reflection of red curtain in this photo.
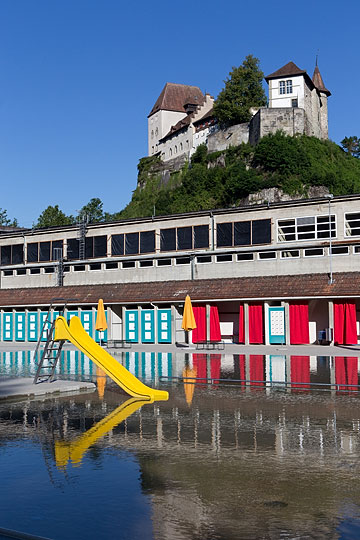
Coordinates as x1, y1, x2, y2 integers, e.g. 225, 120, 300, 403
334, 303, 357, 345
239, 354, 246, 385
289, 302, 310, 344
210, 354, 221, 385
249, 304, 263, 344
290, 356, 310, 390
335, 356, 358, 392
239, 304, 245, 343
192, 354, 207, 381
210, 306, 221, 341
192, 306, 206, 343
249, 355, 264, 386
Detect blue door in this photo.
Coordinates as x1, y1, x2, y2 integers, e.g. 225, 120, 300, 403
27, 312, 38, 342
269, 307, 286, 344
125, 310, 139, 343
3, 313, 13, 341
141, 310, 155, 343
81, 311, 93, 337
157, 309, 172, 343
15, 312, 25, 341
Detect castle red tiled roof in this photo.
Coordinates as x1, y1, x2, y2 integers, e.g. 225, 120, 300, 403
148, 83, 204, 117
312, 66, 331, 96
265, 61, 307, 80
1, 272, 359, 307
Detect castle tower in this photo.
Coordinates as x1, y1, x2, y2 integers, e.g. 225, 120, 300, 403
312, 65, 331, 139
147, 83, 205, 156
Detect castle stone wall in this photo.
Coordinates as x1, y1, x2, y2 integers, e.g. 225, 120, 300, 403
207, 123, 249, 153
249, 108, 306, 144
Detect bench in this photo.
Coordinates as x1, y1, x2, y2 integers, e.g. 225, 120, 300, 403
107, 339, 132, 349
195, 340, 225, 351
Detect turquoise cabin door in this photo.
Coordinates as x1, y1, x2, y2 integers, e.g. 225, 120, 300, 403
27, 312, 38, 342
269, 307, 286, 344
141, 310, 155, 343
81, 311, 93, 337
157, 309, 171, 343
66, 311, 78, 323
15, 312, 25, 341
3, 313, 13, 341
125, 310, 139, 342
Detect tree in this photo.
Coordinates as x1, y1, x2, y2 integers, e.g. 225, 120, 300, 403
341, 136, 360, 157
213, 55, 267, 127
0, 208, 18, 227
78, 197, 104, 223
35, 205, 74, 228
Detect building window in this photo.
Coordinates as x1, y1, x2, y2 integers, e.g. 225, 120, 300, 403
174, 145, 178, 154
160, 225, 209, 252
345, 212, 360, 237
169, 148, 172, 157
286, 80, 293, 94
155, 127, 158, 137
277, 215, 336, 242
217, 219, 271, 248
180, 142, 183, 151
291, 98, 298, 108
151, 130, 154, 139
85, 236, 107, 258
27, 240, 63, 263
1, 244, 24, 265
279, 81, 285, 95
186, 140, 189, 148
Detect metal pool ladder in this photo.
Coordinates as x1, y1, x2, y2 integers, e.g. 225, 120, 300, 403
33, 300, 67, 384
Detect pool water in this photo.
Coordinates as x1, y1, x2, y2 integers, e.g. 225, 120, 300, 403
1, 352, 360, 539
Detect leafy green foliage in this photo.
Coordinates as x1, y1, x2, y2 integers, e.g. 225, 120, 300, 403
0, 208, 18, 227
120, 133, 360, 219
213, 55, 267, 127
35, 205, 74, 228
78, 197, 104, 223
341, 136, 360, 157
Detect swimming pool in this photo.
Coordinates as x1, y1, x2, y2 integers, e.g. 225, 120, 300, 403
1, 352, 360, 539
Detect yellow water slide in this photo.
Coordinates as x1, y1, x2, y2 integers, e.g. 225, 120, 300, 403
54, 316, 168, 401
55, 397, 148, 468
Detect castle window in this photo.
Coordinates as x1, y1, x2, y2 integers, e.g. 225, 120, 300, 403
174, 145, 178, 154
292, 98, 298, 108
169, 148, 172, 157
151, 130, 154, 139
279, 81, 285, 95
286, 80, 293, 94
180, 142, 183, 151
155, 127, 158, 137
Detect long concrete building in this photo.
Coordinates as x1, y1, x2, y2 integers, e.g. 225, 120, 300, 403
0, 193, 359, 346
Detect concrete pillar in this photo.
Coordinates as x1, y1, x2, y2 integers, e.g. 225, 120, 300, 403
121, 306, 126, 340
283, 301, 290, 345
138, 306, 142, 344
244, 303, 249, 345
153, 304, 158, 343
328, 300, 334, 345
206, 303, 211, 341
107, 306, 111, 340
264, 302, 270, 345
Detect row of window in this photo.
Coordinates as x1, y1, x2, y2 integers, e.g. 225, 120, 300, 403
1, 212, 360, 266
3, 244, 356, 277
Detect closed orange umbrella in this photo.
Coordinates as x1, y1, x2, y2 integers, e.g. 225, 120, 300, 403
95, 299, 107, 332
96, 366, 106, 400
183, 365, 197, 406
181, 295, 197, 332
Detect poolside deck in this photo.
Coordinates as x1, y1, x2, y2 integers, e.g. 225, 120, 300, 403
0, 377, 95, 400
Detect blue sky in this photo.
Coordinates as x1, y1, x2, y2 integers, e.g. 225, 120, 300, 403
0, 0, 358, 227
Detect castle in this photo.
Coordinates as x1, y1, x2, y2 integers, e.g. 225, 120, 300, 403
148, 61, 331, 162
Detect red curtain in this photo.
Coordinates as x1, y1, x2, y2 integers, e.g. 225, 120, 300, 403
335, 356, 358, 392
334, 303, 358, 345
289, 302, 310, 344
210, 354, 221, 385
239, 304, 245, 343
192, 306, 206, 343
249, 304, 264, 344
239, 354, 246, 386
210, 306, 221, 341
249, 355, 264, 386
290, 356, 310, 390
192, 354, 207, 381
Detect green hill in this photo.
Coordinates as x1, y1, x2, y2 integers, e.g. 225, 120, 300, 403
118, 133, 360, 219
